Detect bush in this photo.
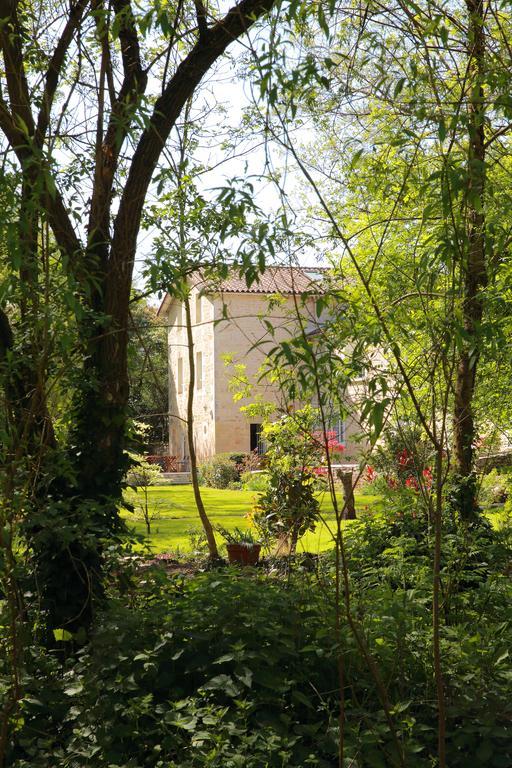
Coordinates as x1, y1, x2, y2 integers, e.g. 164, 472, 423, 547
478, 468, 509, 506
241, 470, 269, 491
9, 514, 512, 768
253, 407, 324, 554
227, 452, 248, 466
198, 454, 240, 489
373, 424, 433, 490
125, 453, 163, 488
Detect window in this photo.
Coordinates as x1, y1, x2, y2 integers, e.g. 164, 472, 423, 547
177, 357, 183, 394
250, 423, 265, 454
195, 294, 202, 324
335, 417, 345, 444
196, 351, 203, 390
314, 413, 345, 445
324, 415, 344, 444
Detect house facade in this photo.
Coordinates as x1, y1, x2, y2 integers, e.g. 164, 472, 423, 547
158, 267, 363, 466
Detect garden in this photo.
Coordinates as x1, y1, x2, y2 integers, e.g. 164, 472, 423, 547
3, 0, 512, 766
122, 483, 383, 554
8, 499, 512, 768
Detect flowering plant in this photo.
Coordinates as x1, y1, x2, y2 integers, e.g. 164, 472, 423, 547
253, 406, 322, 554
311, 429, 345, 463
365, 465, 377, 483
371, 427, 435, 497
216, 526, 261, 547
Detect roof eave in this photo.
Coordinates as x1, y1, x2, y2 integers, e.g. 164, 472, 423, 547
156, 293, 172, 317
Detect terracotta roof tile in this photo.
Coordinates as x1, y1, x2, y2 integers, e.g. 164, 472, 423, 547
192, 266, 327, 294
157, 266, 327, 316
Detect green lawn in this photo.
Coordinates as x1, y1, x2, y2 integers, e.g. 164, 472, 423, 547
122, 485, 383, 554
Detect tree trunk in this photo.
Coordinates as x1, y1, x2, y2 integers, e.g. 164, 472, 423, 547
452, 0, 487, 519
290, 525, 300, 556
338, 471, 356, 520
184, 296, 219, 559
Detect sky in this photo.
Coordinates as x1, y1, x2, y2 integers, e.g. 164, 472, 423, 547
133, 38, 324, 297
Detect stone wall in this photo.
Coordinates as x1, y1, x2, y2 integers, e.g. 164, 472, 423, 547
213, 293, 297, 455
167, 288, 216, 462
165, 285, 368, 462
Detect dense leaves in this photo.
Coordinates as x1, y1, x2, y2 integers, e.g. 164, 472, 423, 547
6, 513, 512, 767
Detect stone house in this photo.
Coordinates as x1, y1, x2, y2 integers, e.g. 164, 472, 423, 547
157, 266, 364, 466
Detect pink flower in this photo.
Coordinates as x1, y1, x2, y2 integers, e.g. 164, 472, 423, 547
311, 430, 345, 456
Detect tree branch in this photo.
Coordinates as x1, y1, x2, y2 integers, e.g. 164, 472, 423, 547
0, 0, 35, 134
111, 0, 277, 300
104, 0, 147, 152
0, 94, 28, 152
88, 0, 148, 245
35, 0, 90, 147
193, 0, 209, 42
0, 93, 82, 276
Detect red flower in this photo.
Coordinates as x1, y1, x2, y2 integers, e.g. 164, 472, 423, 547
398, 448, 412, 468
311, 430, 345, 456
405, 476, 419, 491
422, 467, 433, 490
365, 465, 377, 482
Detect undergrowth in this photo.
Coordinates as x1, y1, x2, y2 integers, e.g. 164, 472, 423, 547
4, 512, 512, 767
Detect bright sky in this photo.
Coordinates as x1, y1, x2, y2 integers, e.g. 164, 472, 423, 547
134, 38, 323, 297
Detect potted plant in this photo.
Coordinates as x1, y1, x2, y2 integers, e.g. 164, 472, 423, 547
217, 526, 262, 565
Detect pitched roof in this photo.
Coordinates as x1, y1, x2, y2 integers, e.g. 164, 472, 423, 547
157, 266, 327, 316
195, 266, 326, 294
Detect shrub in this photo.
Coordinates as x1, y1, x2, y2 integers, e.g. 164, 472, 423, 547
241, 470, 269, 491
239, 450, 262, 473
198, 454, 240, 489
227, 452, 248, 466
125, 454, 163, 534
373, 424, 433, 490
477, 468, 509, 506
9, 515, 512, 768
254, 407, 323, 554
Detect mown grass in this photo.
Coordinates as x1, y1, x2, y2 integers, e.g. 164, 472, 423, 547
122, 485, 384, 554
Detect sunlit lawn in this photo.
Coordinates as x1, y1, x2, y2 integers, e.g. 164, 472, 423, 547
122, 485, 384, 554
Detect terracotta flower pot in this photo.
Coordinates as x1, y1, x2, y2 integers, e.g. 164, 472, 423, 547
226, 543, 261, 566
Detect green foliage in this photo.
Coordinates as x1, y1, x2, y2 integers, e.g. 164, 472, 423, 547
254, 407, 323, 553
241, 470, 269, 492
477, 469, 509, 507
198, 455, 241, 490
186, 527, 211, 559
126, 453, 163, 489
447, 473, 482, 524
125, 453, 164, 535
255, 470, 320, 553
216, 525, 261, 546
6, 513, 512, 767
372, 425, 433, 488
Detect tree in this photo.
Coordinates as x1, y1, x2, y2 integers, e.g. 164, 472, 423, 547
236, 4, 512, 761
254, 406, 323, 555
256, 0, 512, 513
0, 0, 280, 636
125, 453, 163, 535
